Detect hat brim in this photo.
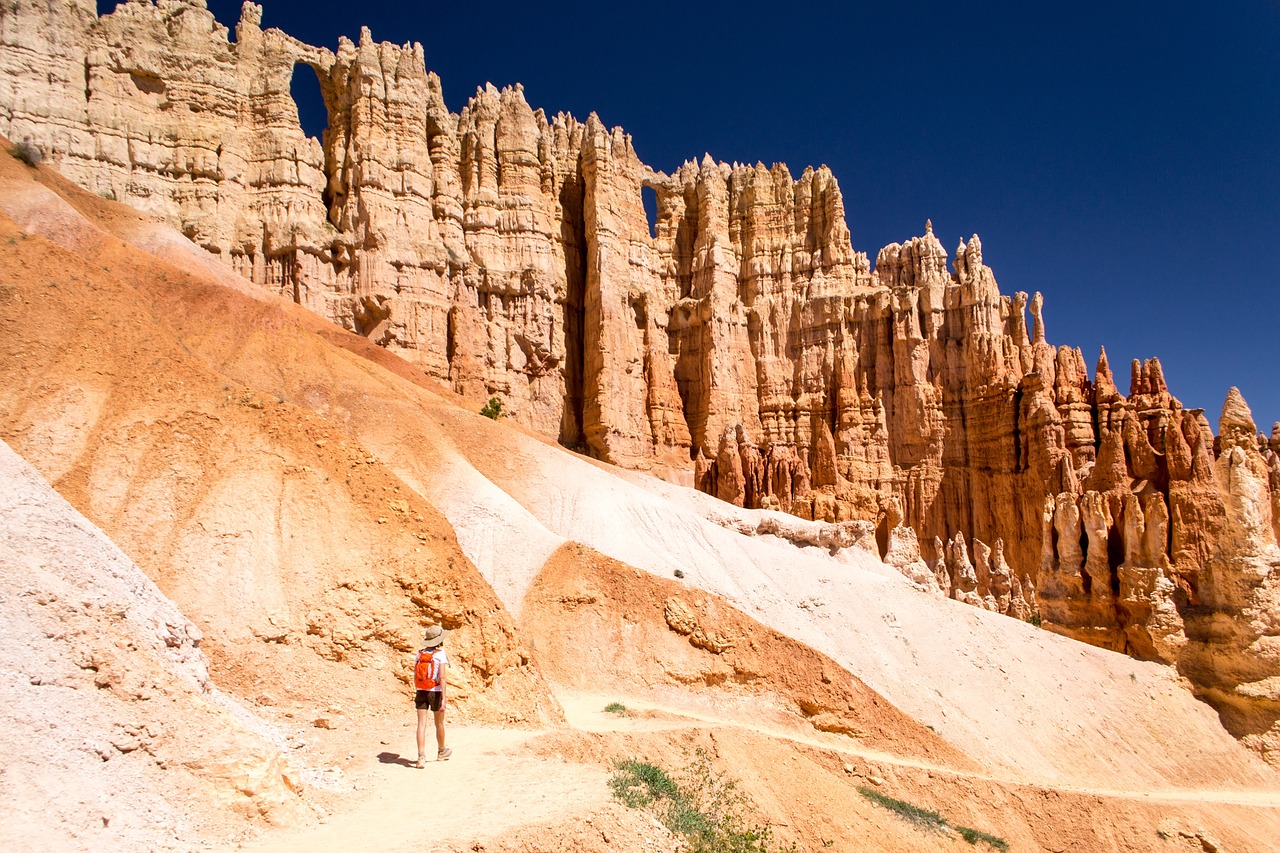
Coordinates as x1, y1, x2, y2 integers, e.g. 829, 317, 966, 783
423, 632, 446, 648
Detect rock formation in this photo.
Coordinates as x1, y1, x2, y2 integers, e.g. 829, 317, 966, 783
2, 0, 1278, 760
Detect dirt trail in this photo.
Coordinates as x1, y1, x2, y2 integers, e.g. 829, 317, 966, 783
221, 726, 613, 853
218, 683, 1280, 853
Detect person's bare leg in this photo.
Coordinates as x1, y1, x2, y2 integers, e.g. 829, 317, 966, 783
416, 708, 430, 763
434, 708, 447, 752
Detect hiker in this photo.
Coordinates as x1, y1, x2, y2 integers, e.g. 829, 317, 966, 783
413, 625, 452, 767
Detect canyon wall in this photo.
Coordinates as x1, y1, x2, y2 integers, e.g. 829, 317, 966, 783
3, 0, 1278, 759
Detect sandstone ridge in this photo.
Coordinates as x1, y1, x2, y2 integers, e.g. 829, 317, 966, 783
2, 1, 1278, 761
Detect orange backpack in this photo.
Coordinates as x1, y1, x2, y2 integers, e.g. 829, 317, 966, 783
414, 649, 439, 690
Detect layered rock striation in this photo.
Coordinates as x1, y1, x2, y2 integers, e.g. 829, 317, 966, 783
3, 0, 1278, 759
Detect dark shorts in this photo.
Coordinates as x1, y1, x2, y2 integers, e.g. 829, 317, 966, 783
415, 690, 443, 711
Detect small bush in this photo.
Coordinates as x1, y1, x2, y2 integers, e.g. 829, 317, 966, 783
480, 397, 503, 419
1027, 613, 1043, 627
603, 702, 629, 715
609, 759, 680, 808
11, 140, 42, 167
610, 749, 797, 853
674, 569, 686, 579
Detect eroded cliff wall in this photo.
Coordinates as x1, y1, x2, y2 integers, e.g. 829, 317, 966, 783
3, 0, 1278, 761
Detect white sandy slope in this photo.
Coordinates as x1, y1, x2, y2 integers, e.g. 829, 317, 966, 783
0, 440, 300, 852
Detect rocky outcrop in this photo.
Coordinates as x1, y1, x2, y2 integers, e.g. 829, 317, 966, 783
3, 0, 1278, 760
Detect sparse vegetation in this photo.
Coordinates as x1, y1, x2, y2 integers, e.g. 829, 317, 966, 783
858, 786, 948, 832
674, 568, 686, 579
480, 396, 503, 419
610, 749, 798, 853
11, 139, 42, 167
1027, 613, 1043, 627
98, 189, 117, 201
858, 786, 1007, 851
956, 826, 1009, 850
603, 702, 629, 715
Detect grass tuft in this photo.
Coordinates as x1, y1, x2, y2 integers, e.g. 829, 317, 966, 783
603, 702, 629, 715
609, 758, 680, 808
858, 787, 947, 832
956, 826, 1010, 851
858, 786, 1007, 851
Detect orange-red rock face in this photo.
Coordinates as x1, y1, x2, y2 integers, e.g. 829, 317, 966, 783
3, 0, 1278, 758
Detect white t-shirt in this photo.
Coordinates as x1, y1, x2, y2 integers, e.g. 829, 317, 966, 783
420, 647, 448, 692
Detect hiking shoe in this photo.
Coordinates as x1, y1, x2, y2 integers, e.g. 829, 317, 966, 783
414, 755, 427, 769
437, 747, 452, 761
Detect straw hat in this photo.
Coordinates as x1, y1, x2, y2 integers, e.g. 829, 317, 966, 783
422, 624, 447, 648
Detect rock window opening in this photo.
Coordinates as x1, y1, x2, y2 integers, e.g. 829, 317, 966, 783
641, 185, 658, 239
290, 63, 328, 144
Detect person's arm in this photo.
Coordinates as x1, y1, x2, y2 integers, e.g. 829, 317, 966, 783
434, 650, 447, 705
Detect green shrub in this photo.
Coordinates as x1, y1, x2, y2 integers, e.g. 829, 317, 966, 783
857, 787, 948, 832
603, 702, 628, 715
610, 749, 797, 853
480, 396, 503, 419
857, 786, 1007, 851
956, 826, 1010, 850
609, 759, 680, 808
11, 140, 42, 167
1028, 613, 1043, 627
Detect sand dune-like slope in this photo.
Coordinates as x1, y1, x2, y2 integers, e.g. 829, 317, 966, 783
2, 144, 1279, 851
524, 542, 974, 769
0, 439, 300, 851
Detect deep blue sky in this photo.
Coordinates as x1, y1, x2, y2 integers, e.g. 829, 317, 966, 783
102, 1, 1279, 429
